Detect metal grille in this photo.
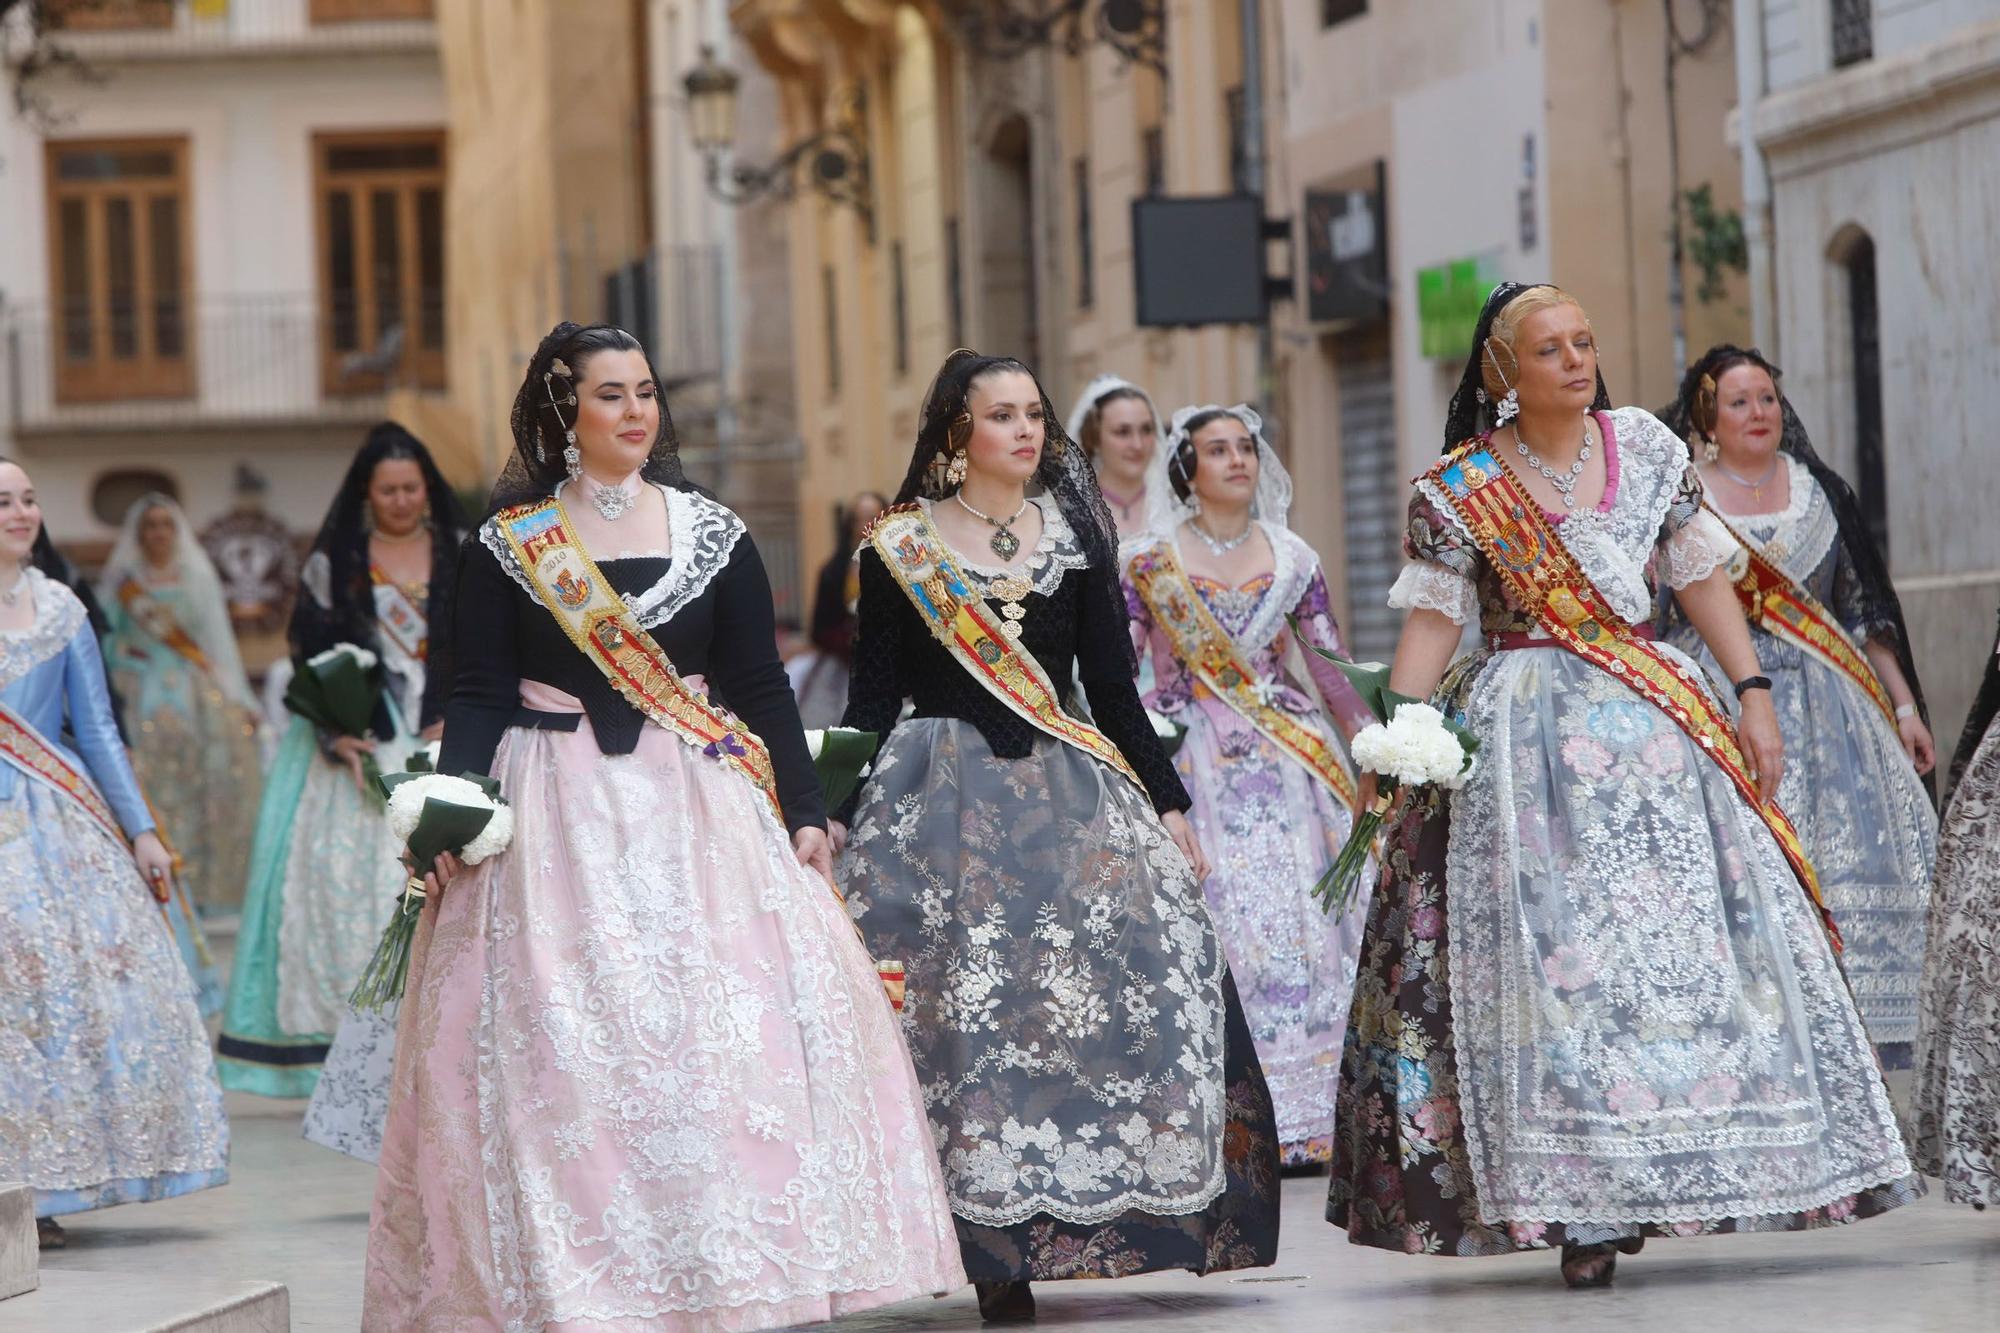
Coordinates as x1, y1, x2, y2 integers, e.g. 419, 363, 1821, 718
1832, 0, 1872, 68
1336, 332, 1402, 661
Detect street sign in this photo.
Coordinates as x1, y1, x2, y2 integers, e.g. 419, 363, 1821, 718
1133, 194, 1269, 327
1417, 256, 1502, 360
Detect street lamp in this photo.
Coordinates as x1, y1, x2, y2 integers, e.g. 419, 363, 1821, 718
681, 46, 874, 238
953, 0, 1168, 77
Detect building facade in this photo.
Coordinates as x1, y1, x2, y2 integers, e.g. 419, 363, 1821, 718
730, 1, 1747, 655
0, 0, 447, 551
1738, 0, 2000, 754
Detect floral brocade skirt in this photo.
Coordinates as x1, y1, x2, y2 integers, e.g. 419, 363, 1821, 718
1327, 648, 1920, 1256
839, 718, 1281, 1282
1908, 716, 2000, 1205
363, 696, 963, 1332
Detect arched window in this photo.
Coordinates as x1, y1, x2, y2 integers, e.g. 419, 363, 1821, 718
90, 468, 180, 528
1832, 227, 1889, 558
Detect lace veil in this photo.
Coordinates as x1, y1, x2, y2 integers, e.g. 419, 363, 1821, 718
1139, 402, 1295, 539
98, 493, 257, 708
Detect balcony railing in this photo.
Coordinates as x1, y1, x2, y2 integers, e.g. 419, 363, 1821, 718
2, 293, 435, 432
20, 0, 434, 61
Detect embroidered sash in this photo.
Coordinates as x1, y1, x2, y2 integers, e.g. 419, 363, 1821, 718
0, 698, 127, 850
1426, 444, 1839, 948
1705, 504, 1898, 729
1126, 540, 1357, 810
869, 504, 1145, 794
115, 578, 216, 676
369, 567, 430, 664
493, 498, 784, 821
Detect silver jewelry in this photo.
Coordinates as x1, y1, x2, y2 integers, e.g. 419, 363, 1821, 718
1713, 455, 1781, 503
1515, 423, 1593, 509
953, 492, 1029, 560
1894, 702, 1917, 721
1188, 518, 1254, 555
0, 571, 24, 606
562, 434, 581, 481
1494, 387, 1521, 426
590, 479, 635, 521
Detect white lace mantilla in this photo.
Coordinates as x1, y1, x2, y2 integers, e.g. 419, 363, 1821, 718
0, 570, 85, 691
481, 485, 747, 629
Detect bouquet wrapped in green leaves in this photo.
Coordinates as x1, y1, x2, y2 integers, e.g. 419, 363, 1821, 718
1290, 618, 1481, 916
805, 727, 879, 815
285, 642, 388, 806
348, 752, 514, 1011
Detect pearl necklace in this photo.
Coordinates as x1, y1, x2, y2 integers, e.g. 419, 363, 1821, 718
1188, 518, 1255, 555
1515, 423, 1593, 508
953, 492, 1030, 561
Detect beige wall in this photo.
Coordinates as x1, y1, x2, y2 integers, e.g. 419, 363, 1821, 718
417, 0, 649, 486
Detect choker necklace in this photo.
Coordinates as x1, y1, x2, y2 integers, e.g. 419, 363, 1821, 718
1515, 423, 1593, 508
580, 473, 641, 521
1713, 455, 1782, 503
953, 492, 1030, 560
1188, 518, 1254, 555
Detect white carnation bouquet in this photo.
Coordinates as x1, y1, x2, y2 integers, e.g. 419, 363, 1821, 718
348, 753, 513, 1011
1290, 618, 1480, 915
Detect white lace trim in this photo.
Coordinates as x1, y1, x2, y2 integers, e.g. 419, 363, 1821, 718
480, 487, 746, 629
919, 496, 1088, 596
1662, 508, 1738, 590
1126, 522, 1318, 652
1717, 459, 1837, 585
0, 568, 87, 691
1388, 560, 1479, 627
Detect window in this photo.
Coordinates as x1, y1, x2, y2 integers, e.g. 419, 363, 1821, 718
1843, 233, 1889, 557
45, 137, 193, 403
1225, 87, 1249, 194
1832, 0, 1872, 68
314, 130, 445, 394
43, 0, 172, 31
945, 218, 966, 347
822, 265, 841, 393
891, 241, 910, 378
311, 0, 433, 22
1321, 0, 1366, 26
1073, 157, 1094, 309
1142, 127, 1166, 197
92, 469, 180, 527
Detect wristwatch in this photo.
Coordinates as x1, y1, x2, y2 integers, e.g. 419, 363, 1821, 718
1732, 674, 1773, 699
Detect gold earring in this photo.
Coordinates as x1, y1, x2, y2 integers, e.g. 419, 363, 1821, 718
945, 450, 968, 487
1703, 436, 1720, 464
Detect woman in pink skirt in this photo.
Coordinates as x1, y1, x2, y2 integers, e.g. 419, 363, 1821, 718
361, 322, 965, 1330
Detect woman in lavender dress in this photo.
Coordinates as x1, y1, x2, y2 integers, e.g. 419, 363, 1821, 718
1123, 404, 1374, 1167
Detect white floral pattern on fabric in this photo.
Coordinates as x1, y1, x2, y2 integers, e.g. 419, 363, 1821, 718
840, 718, 1229, 1227
1432, 410, 1914, 1224
479, 485, 748, 631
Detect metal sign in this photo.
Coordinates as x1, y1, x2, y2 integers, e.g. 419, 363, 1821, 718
1416, 255, 1502, 360
1303, 160, 1387, 324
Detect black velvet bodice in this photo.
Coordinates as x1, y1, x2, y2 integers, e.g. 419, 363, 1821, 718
439, 531, 826, 834
836, 542, 1190, 823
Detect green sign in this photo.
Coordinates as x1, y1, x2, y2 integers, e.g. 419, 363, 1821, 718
1417, 256, 1503, 360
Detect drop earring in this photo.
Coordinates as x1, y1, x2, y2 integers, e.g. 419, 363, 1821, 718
945, 449, 968, 488
542, 357, 579, 472
563, 432, 581, 480
1494, 387, 1520, 426
1703, 436, 1720, 464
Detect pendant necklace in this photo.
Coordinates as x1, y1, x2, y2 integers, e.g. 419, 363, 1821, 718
1515, 423, 1593, 508
953, 492, 1029, 561
1714, 456, 1781, 504
1188, 518, 1254, 555
583, 474, 638, 521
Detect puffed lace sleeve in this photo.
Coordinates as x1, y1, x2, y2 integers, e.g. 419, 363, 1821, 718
1387, 486, 1480, 626
1656, 458, 1740, 589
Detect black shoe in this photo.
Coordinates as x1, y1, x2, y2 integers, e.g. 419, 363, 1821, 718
36, 1217, 66, 1250
976, 1280, 1036, 1322
1560, 1241, 1617, 1288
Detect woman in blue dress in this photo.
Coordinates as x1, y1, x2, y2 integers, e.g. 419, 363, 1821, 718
218, 423, 463, 1130
0, 458, 229, 1249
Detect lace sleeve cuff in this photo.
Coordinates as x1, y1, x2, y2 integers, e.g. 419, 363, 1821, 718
1662, 508, 1740, 589
1388, 560, 1479, 627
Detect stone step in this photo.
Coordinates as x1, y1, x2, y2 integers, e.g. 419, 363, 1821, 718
0, 1184, 33, 1301
0, 1270, 288, 1331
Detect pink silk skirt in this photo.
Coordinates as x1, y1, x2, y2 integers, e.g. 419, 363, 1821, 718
363, 683, 964, 1330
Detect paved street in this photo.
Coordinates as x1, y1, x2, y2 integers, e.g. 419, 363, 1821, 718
36, 1091, 2000, 1332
